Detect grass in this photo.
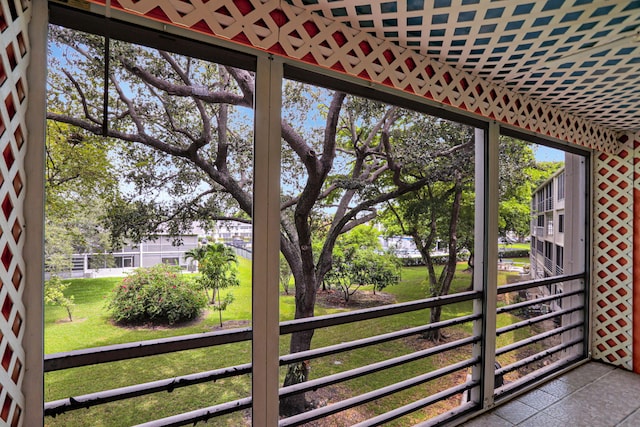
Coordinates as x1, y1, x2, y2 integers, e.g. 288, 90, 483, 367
45, 259, 528, 426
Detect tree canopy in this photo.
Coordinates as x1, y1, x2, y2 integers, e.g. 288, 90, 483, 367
45, 120, 118, 273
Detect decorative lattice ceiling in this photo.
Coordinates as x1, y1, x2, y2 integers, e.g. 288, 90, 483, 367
290, 0, 640, 133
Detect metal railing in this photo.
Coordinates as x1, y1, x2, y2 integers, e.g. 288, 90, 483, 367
45, 291, 483, 426
44, 259, 588, 426
495, 273, 587, 398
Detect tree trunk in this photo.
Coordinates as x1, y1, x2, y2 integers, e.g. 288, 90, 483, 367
280, 329, 314, 416
422, 305, 444, 341
279, 263, 318, 416
466, 252, 474, 291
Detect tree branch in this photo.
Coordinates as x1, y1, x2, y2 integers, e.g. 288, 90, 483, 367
62, 70, 102, 126
119, 57, 250, 107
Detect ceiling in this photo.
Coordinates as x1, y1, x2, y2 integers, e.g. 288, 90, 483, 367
289, 0, 640, 134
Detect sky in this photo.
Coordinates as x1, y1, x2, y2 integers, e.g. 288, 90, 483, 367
533, 145, 565, 163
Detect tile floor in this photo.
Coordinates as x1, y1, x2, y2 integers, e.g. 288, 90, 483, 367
460, 362, 640, 427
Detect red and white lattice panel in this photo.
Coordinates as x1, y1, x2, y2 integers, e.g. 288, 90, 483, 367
634, 132, 640, 374
0, 0, 28, 425
592, 143, 634, 370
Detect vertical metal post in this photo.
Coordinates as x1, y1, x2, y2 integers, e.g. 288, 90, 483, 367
252, 55, 282, 426
471, 122, 499, 409
563, 153, 587, 357
24, 1, 48, 425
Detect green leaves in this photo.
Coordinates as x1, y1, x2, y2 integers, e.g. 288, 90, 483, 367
107, 264, 207, 325
192, 243, 241, 326
44, 275, 75, 322
325, 226, 401, 302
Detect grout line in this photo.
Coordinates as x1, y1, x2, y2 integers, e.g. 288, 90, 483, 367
615, 407, 640, 426
514, 366, 620, 425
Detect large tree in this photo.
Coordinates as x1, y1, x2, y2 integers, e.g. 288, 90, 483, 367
45, 120, 118, 273
47, 27, 474, 415
382, 119, 475, 341
498, 137, 538, 240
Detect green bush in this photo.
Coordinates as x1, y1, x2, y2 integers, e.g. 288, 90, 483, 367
108, 264, 207, 325
498, 248, 530, 258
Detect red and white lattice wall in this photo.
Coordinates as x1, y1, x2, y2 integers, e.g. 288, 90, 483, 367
0, 0, 29, 425
592, 140, 635, 370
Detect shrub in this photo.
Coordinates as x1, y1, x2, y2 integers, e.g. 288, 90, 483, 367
498, 248, 530, 258
108, 264, 207, 325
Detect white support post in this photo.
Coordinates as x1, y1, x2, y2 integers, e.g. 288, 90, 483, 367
252, 55, 282, 426
471, 122, 499, 409
24, 1, 48, 425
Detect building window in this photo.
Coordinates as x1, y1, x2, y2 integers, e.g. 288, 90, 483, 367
115, 256, 134, 268
544, 241, 553, 271
555, 245, 564, 275
557, 171, 565, 201
558, 214, 564, 233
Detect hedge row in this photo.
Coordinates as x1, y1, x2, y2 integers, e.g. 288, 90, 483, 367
400, 248, 529, 266
498, 248, 530, 258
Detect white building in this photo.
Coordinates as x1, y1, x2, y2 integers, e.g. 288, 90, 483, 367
64, 234, 200, 278
529, 167, 566, 311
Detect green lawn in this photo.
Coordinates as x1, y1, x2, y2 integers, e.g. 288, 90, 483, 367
45, 260, 523, 426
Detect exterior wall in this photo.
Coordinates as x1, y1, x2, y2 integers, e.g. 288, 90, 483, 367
0, 0, 31, 424
530, 168, 566, 280
529, 167, 567, 312
60, 235, 201, 277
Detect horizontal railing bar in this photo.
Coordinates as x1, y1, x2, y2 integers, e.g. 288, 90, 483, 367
496, 289, 583, 314
496, 321, 584, 356
352, 381, 476, 427
280, 335, 479, 399
278, 357, 479, 427
495, 355, 585, 399
44, 363, 252, 416
45, 327, 253, 372
496, 305, 583, 336
280, 313, 480, 366
45, 292, 480, 373
496, 337, 583, 377
132, 397, 252, 427
280, 291, 481, 335
497, 273, 584, 295
44, 320, 479, 417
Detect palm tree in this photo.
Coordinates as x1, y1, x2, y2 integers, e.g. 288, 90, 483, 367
184, 245, 209, 271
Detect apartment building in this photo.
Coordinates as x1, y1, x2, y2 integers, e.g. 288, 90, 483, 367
529, 163, 573, 313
